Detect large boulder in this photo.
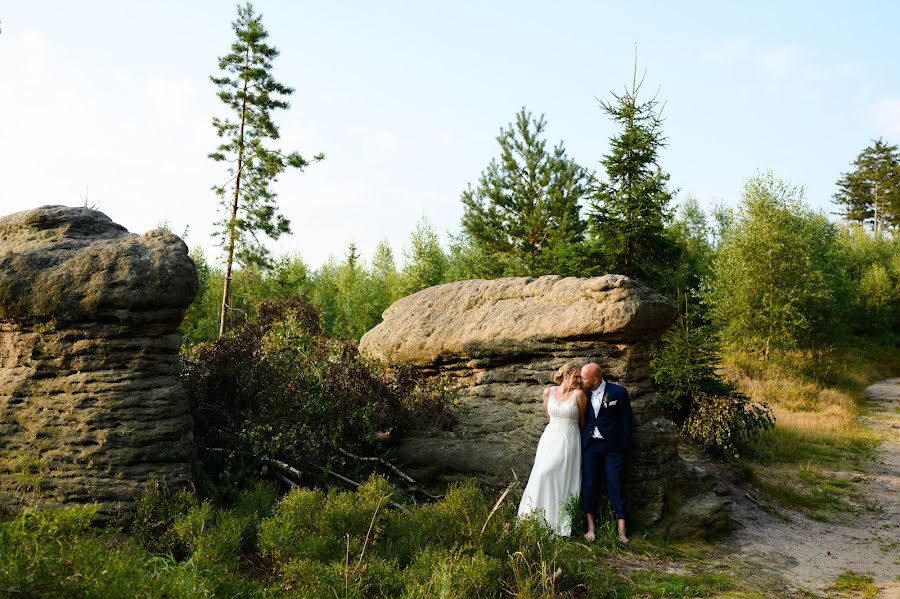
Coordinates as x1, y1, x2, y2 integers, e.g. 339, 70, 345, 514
0, 205, 197, 522
361, 275, 687, 525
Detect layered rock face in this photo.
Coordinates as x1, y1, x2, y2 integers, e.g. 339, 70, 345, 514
360, 275, 683, 525
0, 206, 198, 521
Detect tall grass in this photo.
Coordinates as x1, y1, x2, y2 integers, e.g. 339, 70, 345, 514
724, 340, 900, 518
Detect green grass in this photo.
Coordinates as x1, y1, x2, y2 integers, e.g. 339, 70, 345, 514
625, 571, 735, 597
0, 477, 780, 598
829, 571, 878, 598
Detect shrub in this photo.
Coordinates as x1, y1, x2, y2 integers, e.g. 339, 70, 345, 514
130, 480, 199, 557
651, 322, 774, 456
705, 172, 847, 355
181, 296, 455, 495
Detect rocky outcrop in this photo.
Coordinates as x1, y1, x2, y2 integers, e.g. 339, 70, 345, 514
0, 205, 197, 522
361, 275, 687, 525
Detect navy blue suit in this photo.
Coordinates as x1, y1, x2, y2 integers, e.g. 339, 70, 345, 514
581, 381, 632, 519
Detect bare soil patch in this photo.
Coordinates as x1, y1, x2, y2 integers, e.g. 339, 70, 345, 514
715, 378, 900, 597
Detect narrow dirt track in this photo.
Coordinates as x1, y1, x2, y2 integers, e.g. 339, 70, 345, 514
719, 378, 900, 597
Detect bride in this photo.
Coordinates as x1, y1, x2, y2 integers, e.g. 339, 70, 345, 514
517, 363, 587, 536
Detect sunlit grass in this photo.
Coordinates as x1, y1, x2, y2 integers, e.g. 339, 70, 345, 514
829, 571, 878, 598
722, 341, 900, 518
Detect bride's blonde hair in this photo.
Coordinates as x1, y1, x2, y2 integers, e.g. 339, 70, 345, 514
553, 362, 579, 385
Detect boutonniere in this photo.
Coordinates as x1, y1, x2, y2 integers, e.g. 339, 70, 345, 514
602, 392, 610, 409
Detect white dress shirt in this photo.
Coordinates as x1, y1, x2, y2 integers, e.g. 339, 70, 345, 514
590, 379, 607, 438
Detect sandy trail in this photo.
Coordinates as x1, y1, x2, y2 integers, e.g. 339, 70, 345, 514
719, 378, 900, 597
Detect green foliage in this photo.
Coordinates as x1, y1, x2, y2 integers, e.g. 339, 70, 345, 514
833, 137, 900, 232
460, 107, 590, 278
838, 225, 900, 337
130, 480, 200, 557
651, 322, 774, 455
587, 62, 680, 291
0, 505, 264, 598
830, 571, 878, 598
682, 393, 775, 458
182, 296, 455, 495
668, 195, 715, 315
705, 172, 847, 355
399, 217, 449, 295
2, 477, 764, 597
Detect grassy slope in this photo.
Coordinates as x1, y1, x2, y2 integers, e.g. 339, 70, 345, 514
725, 339, 900, 521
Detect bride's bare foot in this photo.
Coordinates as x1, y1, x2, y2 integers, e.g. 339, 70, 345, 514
618, 532, 630, 544
583, 530, 596, 542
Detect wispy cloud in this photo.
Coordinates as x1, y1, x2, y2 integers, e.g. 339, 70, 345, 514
871, 97, 900, 135
701, 39, 861, 83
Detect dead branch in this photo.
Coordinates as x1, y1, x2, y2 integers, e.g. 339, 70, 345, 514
335, 446, 416, 484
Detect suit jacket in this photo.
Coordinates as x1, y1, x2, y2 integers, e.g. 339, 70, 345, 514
581, 381, 632, 452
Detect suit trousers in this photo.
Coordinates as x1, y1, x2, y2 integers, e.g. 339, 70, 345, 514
581, 441, 627, 520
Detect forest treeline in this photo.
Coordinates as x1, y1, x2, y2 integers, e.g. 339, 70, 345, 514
179, 4, 900, 462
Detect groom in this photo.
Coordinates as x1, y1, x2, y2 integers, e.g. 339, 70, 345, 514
580, 362, 633, 543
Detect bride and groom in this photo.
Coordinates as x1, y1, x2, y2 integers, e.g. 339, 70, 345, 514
516, 362, 633, 543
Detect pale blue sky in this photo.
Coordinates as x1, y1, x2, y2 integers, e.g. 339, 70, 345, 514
2, 2, 899, 267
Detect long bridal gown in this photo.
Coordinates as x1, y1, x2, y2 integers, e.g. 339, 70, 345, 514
517, 387, 582, 536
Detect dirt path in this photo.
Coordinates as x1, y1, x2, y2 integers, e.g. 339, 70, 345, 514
718, 378, 900, 597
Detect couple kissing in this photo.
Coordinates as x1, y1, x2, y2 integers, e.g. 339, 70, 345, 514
516, 362, 633, 543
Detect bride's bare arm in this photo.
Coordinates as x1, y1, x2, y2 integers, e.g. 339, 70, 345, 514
542, 386, 551, 420
575, 389, 588, 428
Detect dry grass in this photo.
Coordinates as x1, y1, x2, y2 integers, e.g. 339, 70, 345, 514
721, 343, 899, 517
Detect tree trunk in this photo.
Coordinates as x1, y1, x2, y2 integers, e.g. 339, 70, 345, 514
218, 45, 251, 338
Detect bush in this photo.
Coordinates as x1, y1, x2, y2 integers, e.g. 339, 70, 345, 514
705, 172, 847, 355
651, 322, 774, 456
181, 296, 455, 495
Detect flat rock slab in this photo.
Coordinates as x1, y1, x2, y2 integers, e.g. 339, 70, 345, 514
361, 275, 709, 526
0, 205, 197, 522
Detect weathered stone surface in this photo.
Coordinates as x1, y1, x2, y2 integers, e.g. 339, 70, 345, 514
0, 206, 197, 522
360, 275, 692, 525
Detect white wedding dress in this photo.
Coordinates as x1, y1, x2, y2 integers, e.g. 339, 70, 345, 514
517, 387, 582, 536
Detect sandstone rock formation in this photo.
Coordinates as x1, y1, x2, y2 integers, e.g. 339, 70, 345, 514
0, 205, 198, 522
361, 275, 698, 526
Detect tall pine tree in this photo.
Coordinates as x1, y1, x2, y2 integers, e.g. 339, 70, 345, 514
833, 138, 900, 234
210, 2, 323, 337
460, 108, 589, 277
587, 62, 678, 292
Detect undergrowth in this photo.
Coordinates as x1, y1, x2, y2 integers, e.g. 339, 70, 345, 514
0, 478, 753, 598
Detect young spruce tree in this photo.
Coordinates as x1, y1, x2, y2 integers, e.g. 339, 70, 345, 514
210, 2, 322, 337
588, 62, 679, 292
460, 108, 589, 277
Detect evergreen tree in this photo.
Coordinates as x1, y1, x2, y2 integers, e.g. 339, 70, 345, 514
460, 108, 589, 277
400, 218, 448, 296
370, 240, 400, 308
833, 138, 900, 233
210, 2, 323, 337
587, 64, 679, 291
